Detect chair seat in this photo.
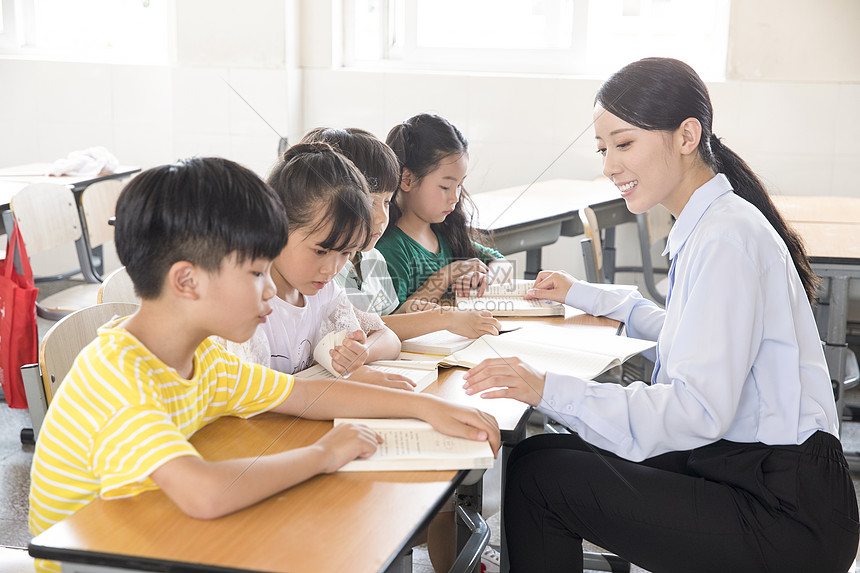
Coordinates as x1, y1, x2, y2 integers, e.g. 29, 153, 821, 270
38, 283, 101, 318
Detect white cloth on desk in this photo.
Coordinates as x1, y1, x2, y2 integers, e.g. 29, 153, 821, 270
538, 173, 838, 461
47, 147, 119, 177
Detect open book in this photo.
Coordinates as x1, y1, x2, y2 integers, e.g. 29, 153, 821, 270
333, 418, 495, 472
444, 323, 655, 380
455, 279, 565, 317
294, 361, 439, 393
400, 330, 475, 355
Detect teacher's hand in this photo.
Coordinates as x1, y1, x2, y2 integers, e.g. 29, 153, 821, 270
462, 357, 546, 407
524, 270, 576, 304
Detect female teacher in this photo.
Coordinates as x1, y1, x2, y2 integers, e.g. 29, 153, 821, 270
463, 57, 859, 573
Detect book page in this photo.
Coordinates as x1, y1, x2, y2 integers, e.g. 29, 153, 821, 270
498, 324, 654, 360
294, 361, 438, 392
400, 330, 475, 355
456, 280, 564, 316
312, 329, 347, 377
450, 336, 623, 380
334, 418, 494, 471
448, 325, 655, 379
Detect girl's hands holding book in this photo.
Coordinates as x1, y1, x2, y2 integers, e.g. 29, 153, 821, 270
315, 422, 383, 473
330, 329, 370, 374
462, 357, 547, 407
441, 258, 489, 297
421, 396, 501, 455
525, 270, 576, 304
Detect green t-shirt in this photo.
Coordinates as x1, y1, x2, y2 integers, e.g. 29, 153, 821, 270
375, 226, 503, 305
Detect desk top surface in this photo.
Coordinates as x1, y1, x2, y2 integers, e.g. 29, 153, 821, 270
30, 311, 619, 573
0, 164, 140, 209
771, 195, 860, 264
471, 178, 622, 232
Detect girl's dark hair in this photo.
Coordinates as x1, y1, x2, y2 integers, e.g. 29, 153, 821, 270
300, 127, 400, 195
596, 57, 819, 303
267, 141, 372, 252
386, 113, 486, 259
115, 157, 289, 299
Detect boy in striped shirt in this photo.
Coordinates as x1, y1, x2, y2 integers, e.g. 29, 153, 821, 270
28, 157, 500, 573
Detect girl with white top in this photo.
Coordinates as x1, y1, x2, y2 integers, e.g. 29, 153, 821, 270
258, 142, 410, 389
463, 57, 859, 572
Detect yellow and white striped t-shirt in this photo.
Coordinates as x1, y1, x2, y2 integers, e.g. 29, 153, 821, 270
29, 318, 294, 572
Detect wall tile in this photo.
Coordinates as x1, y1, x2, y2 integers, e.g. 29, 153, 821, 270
111, 66, 173, 126
172, 68, 231, 135
226, 69, 290, 138
734, 82, 839, 155
382, 72, 471, 137
467, 76, 557, 145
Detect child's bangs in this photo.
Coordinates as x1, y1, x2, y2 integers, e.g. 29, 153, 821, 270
308, 194, 370, 252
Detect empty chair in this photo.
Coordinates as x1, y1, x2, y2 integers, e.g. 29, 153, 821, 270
97, 266, 139, 304
10, 183, 101, 320
20, 302, 140, 442
80, 178, 126, 281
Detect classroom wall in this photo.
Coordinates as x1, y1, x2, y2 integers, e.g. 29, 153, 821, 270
299, 0, 860, 285
1, 0, 858, 298
0, 0, 302, 276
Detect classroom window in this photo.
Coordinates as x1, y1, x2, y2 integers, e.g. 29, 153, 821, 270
0, 0, 168, 64
343, 0, 731, 79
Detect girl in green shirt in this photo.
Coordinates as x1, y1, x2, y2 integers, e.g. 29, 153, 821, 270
377, 113, 511, 308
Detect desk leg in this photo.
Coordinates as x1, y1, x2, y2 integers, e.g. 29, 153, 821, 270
454, 471, 485, 573
499, 440, 513, 573
524, 249, 542, 280
602, 227, 616, 283
824, 276, 849, 422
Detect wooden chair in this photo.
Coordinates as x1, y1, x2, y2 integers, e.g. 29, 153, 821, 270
80, 178, 125, 282
9, 183, 101, 320
580, 204, 672, 305
97, 266, 139, 304
20, 302, 139, 443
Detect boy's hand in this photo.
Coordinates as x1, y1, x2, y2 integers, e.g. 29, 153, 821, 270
525, 270, 576, 304
445, 308, 500, 338
421, 397, 501, 456
315, 423, 382, 473
331, 330, 370, 375
462, 357, 546, 407
349, 365, 417, 391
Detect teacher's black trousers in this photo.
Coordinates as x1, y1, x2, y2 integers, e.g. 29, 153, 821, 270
504, 431, 859, 573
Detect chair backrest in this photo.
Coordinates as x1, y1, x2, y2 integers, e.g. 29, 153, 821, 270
98, 266, 140, 304
39, 302, 139, 403
579, 206, 603, 282
81, 178, 124, 249
9, 183, 81, 256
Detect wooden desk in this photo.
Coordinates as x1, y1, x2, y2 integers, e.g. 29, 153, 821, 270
29, 312, 618, 573
471, 178, 635, 279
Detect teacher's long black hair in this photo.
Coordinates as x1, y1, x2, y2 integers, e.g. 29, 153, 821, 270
595, 57, 820, 303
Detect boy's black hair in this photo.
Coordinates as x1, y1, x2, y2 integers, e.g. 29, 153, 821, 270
300, 127, 400, 195
266, 141, 372, 253
115, 156, 289, 299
